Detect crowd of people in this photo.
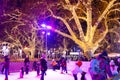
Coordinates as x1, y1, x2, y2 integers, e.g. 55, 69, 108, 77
1, 50, 120, 80
89, 50, 120, 80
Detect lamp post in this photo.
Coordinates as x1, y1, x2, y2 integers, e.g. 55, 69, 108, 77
41, 24, 52, 55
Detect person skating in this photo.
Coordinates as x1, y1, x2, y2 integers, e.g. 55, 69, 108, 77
51, 59, 57, 71
32, 59, 37, 71
24, 55, 30, 74
109, 60, 118, 76
40, 54, 47, 80
4, 55, 10, 80
36, 61, 40, 76
60, 57, 67, 74
72, 60, 86, 80
89, 50, 113, 80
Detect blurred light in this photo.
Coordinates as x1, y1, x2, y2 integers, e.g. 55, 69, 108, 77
41, 24, 46, 28
41, 24, 52, 30
47, 32, 50, 35
46, 26, 52, 29
118, 40, 120, 43
24, 47, 28, 50
42, 31, 45, 34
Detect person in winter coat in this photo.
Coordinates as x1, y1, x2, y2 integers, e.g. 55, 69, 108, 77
72, 60, 86, 80
4, 55, 10, 80
32, 60, 37, 71
36, 61, 40, 76
24, 55, 30, 74
109, 60, 118, 76
89, 50, 113, 80
61, 58, 67, 73
51, 59, 57, 71
40, 54, 47, 80
89, 56, 102, 80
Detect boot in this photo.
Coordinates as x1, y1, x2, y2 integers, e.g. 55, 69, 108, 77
4, 78, 8, 80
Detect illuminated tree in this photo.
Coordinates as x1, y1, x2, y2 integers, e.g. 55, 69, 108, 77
98, 26, 120, 53
0, 9, 43, 58
41, 0, 120, 59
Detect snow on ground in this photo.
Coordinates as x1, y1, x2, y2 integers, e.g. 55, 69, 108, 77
0, 61, 92, 80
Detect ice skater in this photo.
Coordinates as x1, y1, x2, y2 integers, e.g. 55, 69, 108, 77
89, 50, 113, 80
60, 57, 67, 73
4, 55, 10, 80
72, 60, 86, 80
36, 61, 40, 76
51, 59, 57, 71
24, 55, 30, 74
40, 54, 47, 80
109, 60, 118, 76
32, 60, 37, 71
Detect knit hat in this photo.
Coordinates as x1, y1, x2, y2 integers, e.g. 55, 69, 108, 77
76, 61, 82, 67
110, 60, 115, 65
98, 50, 108, 58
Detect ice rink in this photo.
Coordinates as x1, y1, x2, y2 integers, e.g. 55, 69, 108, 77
0, 69, 92, 80
0, 61, 92, 80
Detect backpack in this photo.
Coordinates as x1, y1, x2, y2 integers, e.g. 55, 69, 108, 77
89, 58, 101, 75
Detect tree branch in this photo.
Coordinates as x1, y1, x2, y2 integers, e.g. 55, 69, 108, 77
54, 29, 85, 49
93, 0, 116, 29
106, 9, 120, 17
93, 0, 116, 44
71, 6, 85, 41
48, 8, 77, 38
95, 18, 108, 45
86, 0, 92, 42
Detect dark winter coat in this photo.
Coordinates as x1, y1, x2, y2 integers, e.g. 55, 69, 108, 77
89, 57, 113, 80
4, 56, 10, 69
24, 57, 30, 66
40, 58, 47, 71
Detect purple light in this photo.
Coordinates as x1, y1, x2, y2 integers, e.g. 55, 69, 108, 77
41, 23, 52, 30
41, 24, 46, 28
47, 32, 50, 35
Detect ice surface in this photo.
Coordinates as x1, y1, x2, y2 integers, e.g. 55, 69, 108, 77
0, 61, 92, 80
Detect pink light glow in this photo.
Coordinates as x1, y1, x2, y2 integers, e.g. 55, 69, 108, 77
46, 26, 52, 29
42, 31, 45, 34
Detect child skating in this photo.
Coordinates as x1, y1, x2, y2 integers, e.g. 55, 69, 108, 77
72, 60, 86, 80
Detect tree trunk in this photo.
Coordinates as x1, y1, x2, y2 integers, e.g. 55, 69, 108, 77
82, 45, 99, 60
84, 51, 93, 60
30, 49, 35, 59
